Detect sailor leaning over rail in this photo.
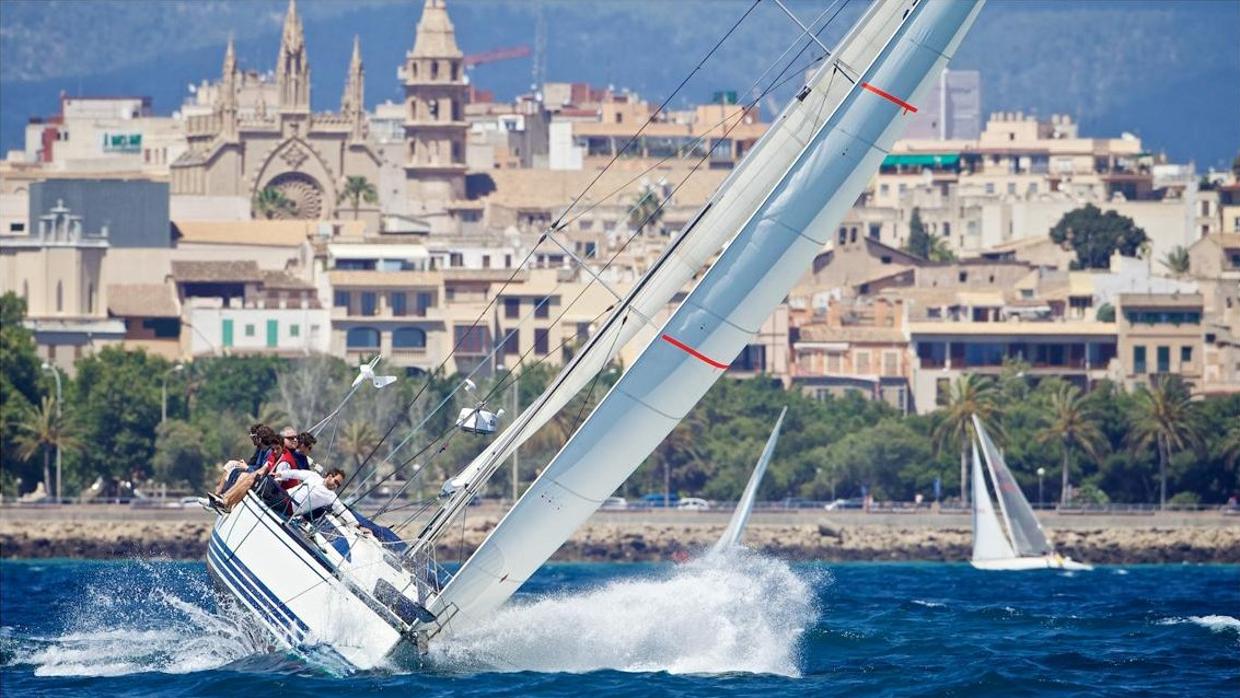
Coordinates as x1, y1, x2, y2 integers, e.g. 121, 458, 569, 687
274, 467, 367, 532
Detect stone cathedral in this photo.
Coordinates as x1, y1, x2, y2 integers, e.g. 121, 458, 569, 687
171, 0, 468, 228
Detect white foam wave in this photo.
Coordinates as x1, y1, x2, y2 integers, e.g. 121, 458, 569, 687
431, 549, 819, 677
911, 600, 945, 608
19, 561, 264, 677
1158, 615, 1240, 633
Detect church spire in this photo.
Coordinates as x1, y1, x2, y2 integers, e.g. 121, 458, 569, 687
341, 35, 366, 141
411, 0, 463, 59
218, 36, 239, 138
275, 0, 309, 110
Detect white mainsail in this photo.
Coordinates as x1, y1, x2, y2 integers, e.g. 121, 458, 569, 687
972, 414, 1053, 557
712, 407, 787, 553
431, 0, 913, 515
971, 437, 1016, 562
426, 0, 986, 629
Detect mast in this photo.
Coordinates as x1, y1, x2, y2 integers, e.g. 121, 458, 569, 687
712, 407, 786, 553
425, 0, 986, 631
415, 0, 906, 559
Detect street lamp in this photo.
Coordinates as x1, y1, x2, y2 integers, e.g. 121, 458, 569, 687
40, 362, 62, 503
1037, 467, 1046, 508
161, 364, 184, 424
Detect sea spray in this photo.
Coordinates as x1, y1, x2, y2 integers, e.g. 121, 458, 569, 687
430, 548, 823, 676
14, 559, 265, 677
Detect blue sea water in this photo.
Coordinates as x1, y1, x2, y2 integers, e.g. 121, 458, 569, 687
1, 556, 1237, 696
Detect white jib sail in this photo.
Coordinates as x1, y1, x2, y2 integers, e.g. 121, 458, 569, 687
972, 437, 1016, 562
712, 407, 787, 553
972, 414, 1053, 557
435, 0, 913, 508
428, 0, 987, 629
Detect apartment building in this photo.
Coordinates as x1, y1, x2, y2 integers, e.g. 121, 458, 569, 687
1115, 293, 1204, 389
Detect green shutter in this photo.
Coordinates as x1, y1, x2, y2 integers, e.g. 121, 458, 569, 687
266, 319, 278, 348
222, 319, 234, 347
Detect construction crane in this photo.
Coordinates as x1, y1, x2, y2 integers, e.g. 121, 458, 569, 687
463, 45, 531, 69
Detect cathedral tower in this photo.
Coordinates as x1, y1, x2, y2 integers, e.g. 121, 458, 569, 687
217, 36, 239, 139
275, 0, 310, 112
402, 0, 468, 208
341, 36, 366, 142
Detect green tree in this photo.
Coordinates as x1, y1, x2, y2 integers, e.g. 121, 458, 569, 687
337, 175, 378, 220
1160, 245, 1191, 277
0, 293, 43, 493
1095, 303, 1116, 322
1036, 383, 1107, 505
12, 396, 80, 499
628, 183, 665, 235
73, 347, 168, 482
1049, 204, 1149, 270
932, 374, 1000, 504
151, 419, 210, 490
904, 208, 932, 258
339, 419, 379, 470
1128, 375, 1202, 509
191, 355, 285, 418
252, 186, 295, 220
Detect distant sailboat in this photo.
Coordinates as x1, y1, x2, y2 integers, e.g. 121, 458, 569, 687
970, 415, 1092, 571
712, 407, 787, 553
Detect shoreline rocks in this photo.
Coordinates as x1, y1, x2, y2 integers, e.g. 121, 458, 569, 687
2, 518, 1237, 564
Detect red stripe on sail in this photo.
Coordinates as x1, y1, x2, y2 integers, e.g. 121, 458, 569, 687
661, 334, 729, 370
861, 82, 918, 113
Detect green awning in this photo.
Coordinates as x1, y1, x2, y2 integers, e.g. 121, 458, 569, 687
882, 153, 960, 168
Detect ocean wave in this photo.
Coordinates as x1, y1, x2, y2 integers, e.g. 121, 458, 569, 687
1158, 615, 1240, 633
430, 548, 820, 677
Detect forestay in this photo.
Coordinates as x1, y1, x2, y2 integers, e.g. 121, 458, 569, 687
973, 414, 1052, 557
433, 0, 912, 509
712, 407, 787, 553
971, 438, 1016, 562
428, 0, 987, 629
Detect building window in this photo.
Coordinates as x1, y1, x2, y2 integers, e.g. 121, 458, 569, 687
453, 325, 487, 354
576, 322, 591, 341
416, 291, 434, 315
347, 327, 380, 349
504, 297, 520, 319
1156, 345, 1170, 373
856, 351, 871, 374
482, 255, 491, 269
883, 351, 899, 376
535, 297, 551, 319
360, 291, 377, 316
290, 324, 300, 338
222, 319, 234, 347
392, 327, 427, 349
869, 224, 881, 240
534, 328, 549, 355
391, 292, 407, 317
56, 281, 63, 312
334, 290, 350, 308
958, 271, 968, 282
985, 182, 995, 195
450, 253, 463, 268
9, 222, 24, 233
1133, 345, 1147, 374
501, 328, 519, 355
1180, 346, 1193, 364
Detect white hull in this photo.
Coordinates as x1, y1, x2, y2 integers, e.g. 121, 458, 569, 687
207, 493, 436, 670
971, 555, 1094, 572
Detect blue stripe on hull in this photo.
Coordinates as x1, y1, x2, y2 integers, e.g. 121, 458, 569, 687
209, 532, 358, 670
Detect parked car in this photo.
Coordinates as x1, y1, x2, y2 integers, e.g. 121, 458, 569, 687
600, 497, 628, 511
677, 497, 711, 511
640, 493, 680, 508
824, 497, 865, 511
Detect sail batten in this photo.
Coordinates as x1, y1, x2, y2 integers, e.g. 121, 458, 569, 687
427, 0, 986, 629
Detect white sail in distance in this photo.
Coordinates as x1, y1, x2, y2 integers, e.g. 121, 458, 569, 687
431, 0, 907, 511
427, 0, 987, 630
972, 414, 1052, 557
971, 437, 1016, 562
712, 407, 787, 553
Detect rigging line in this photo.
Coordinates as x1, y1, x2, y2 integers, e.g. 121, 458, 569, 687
551, 0, 848, 232
355, 0, 854, 518
772, 0, 835, 57
354, 303, 615, 508
547, 0, 762, 230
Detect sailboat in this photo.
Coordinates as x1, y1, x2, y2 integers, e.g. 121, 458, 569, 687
206, 0, 986, 670
970, 415, 1093, 571
712, 408, 786, 554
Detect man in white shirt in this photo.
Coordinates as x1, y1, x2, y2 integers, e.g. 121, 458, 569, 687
275, 467, 360, 527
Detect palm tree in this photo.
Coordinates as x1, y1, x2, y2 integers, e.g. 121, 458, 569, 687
932, 374, 1001, 504
627, 183, 664, 235
12, 397, 80, 498
1128, 375, 1201, 509
339, 419, 379, 470
1036, 383, 1108, 505
337, 176, 378, 220
252, 186, 294, 220
1160, 245, 1190, 277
